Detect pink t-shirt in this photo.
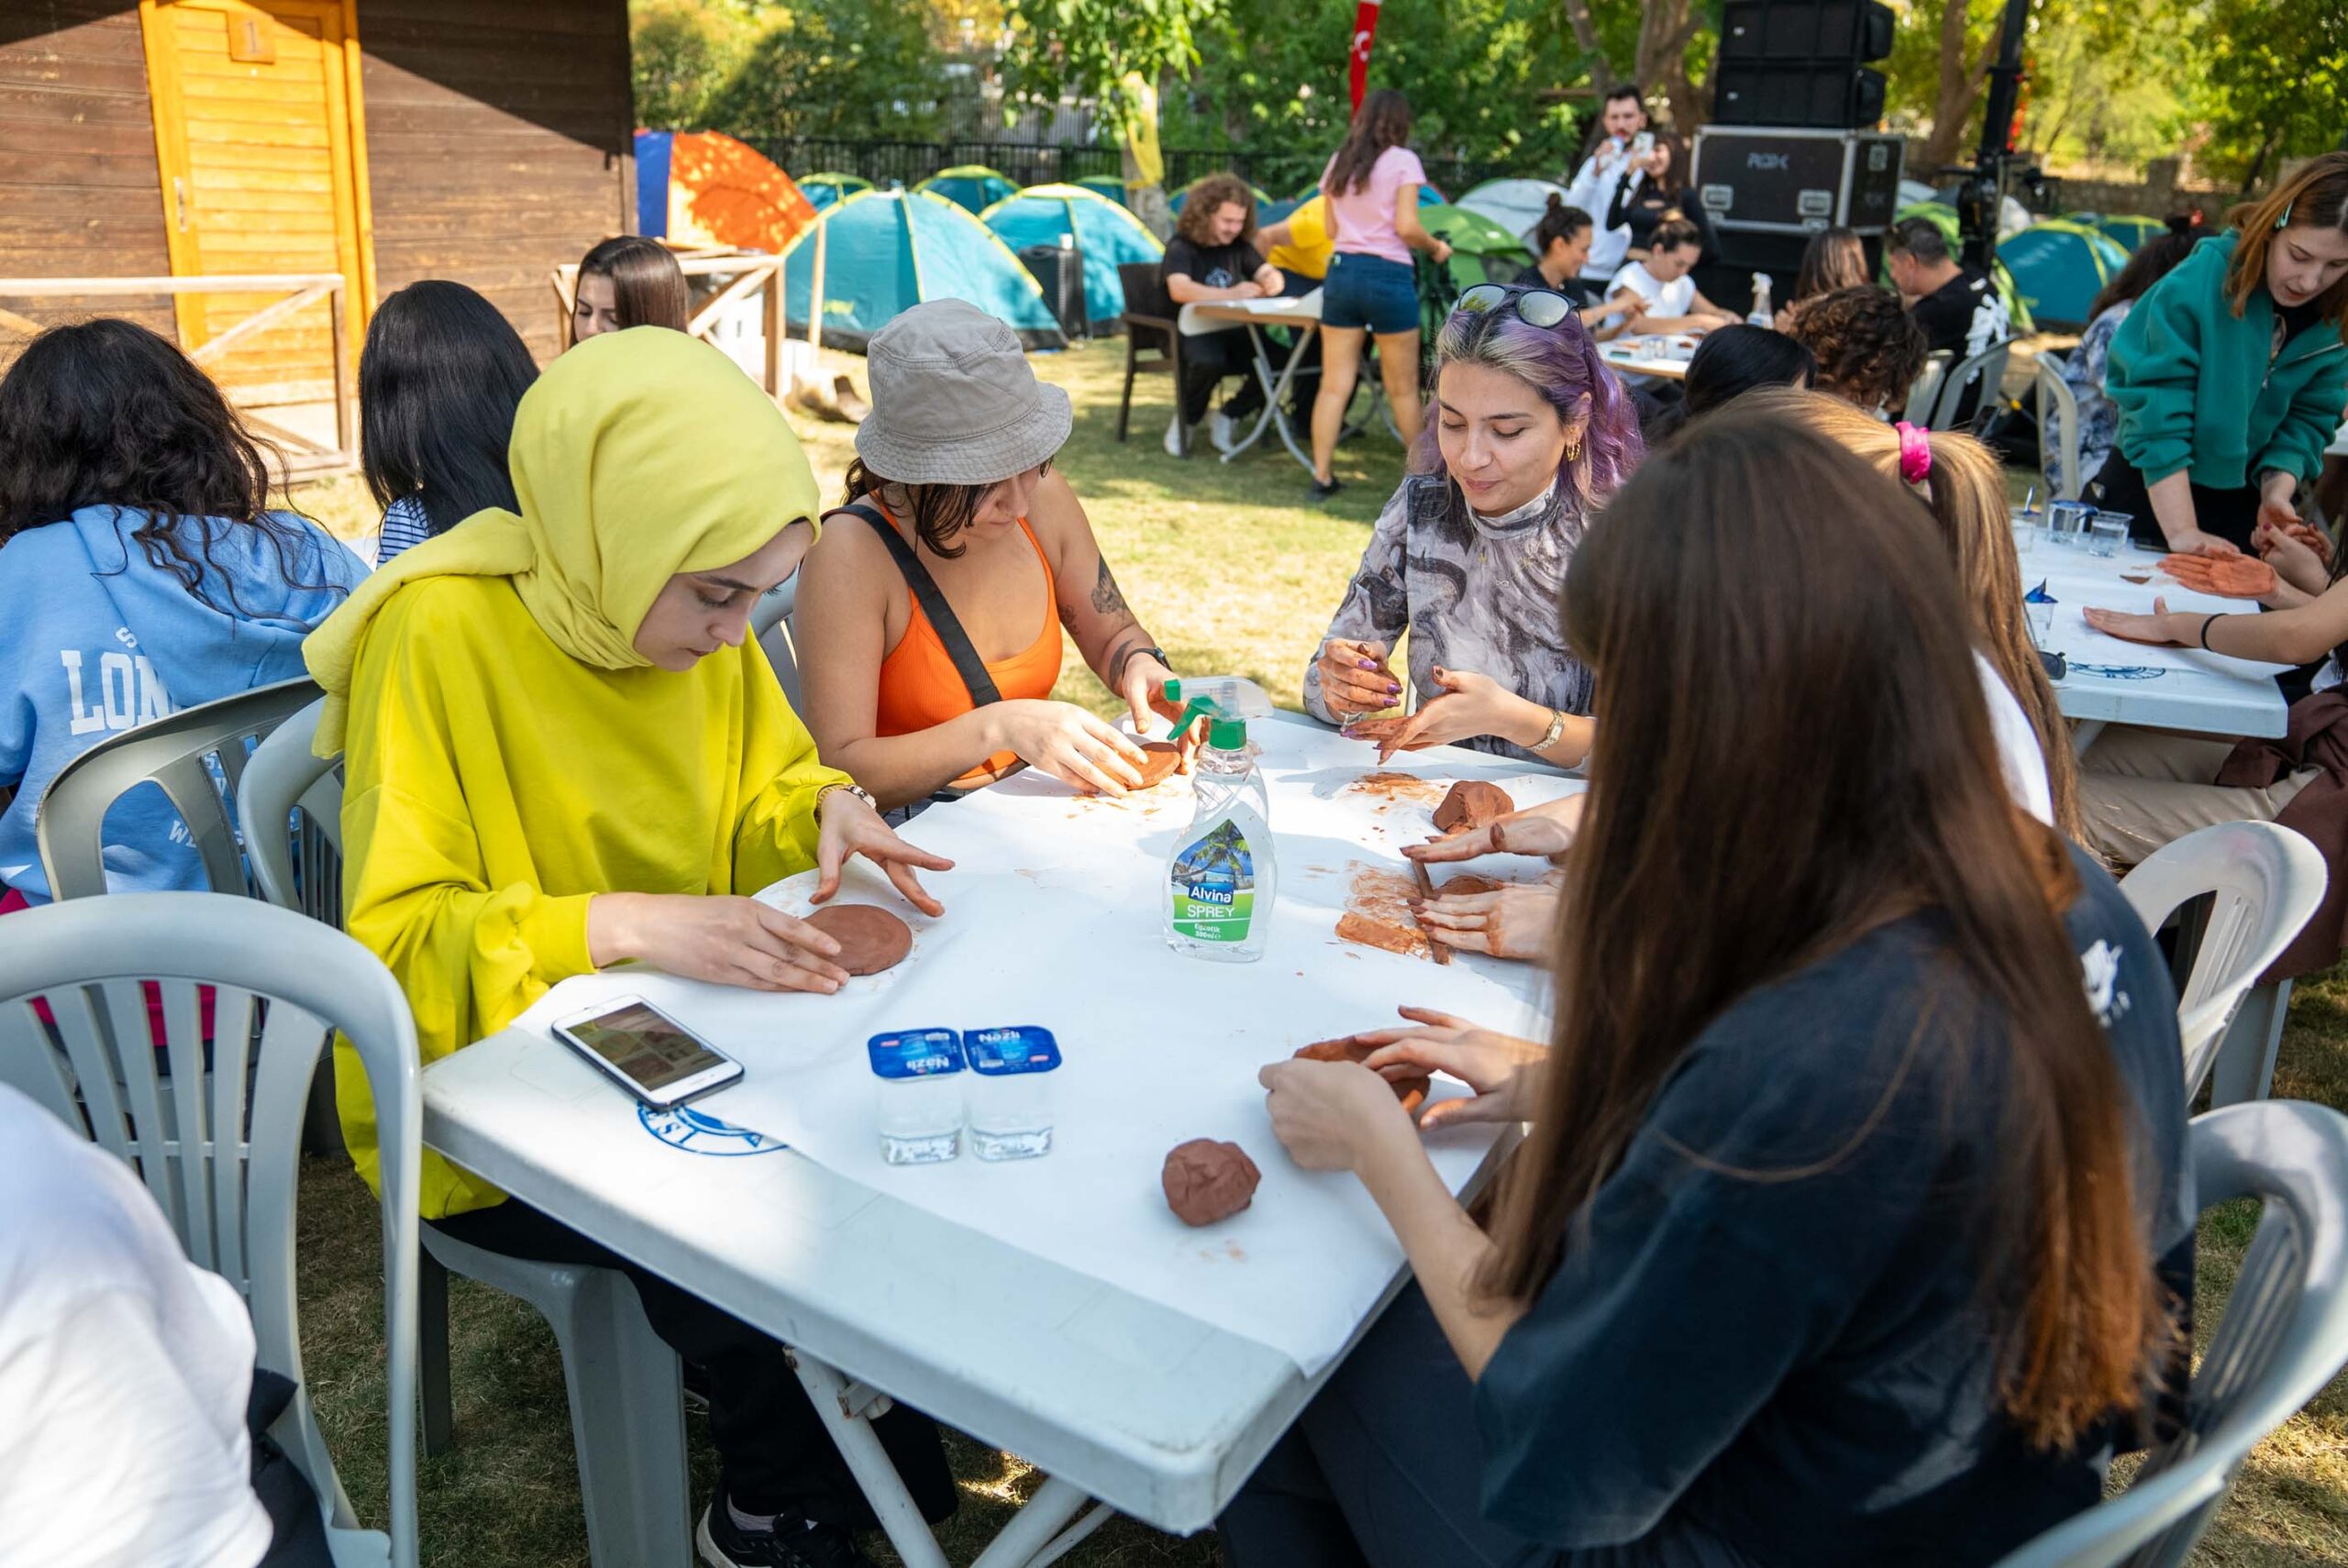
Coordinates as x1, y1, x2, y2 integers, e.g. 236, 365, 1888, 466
1321, 145, 1426, 267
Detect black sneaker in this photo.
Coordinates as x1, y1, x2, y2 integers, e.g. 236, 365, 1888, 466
697, 1504, 874, 1568
1308, 477, 1345, 502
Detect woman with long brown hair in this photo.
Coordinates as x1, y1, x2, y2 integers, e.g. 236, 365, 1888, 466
1775, 225, 1870, 328
1225, 408, 2190, 1567
570, 234, 692, 343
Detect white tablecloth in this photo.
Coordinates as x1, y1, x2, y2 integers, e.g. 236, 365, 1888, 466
511, 721, 1578, 1374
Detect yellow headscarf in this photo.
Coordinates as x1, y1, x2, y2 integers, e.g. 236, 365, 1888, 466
305, 327, 820, 754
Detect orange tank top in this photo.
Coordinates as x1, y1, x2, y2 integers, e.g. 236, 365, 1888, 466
869, 504, 1062, 786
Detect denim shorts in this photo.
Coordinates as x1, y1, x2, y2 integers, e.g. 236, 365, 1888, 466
1320, 251, 1421, 335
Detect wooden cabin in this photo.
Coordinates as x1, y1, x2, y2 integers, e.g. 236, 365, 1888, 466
0, 0, 632, 443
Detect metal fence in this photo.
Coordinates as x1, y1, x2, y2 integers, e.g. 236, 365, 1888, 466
746, 137, 1509, 204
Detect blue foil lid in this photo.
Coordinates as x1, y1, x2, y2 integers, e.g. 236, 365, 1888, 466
2024, 579, 2057, 604
868, 1029, 964, 1080
965, 1025, 1062, 1076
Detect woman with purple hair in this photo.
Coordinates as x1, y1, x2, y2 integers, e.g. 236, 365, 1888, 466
1303, 284, 1643, 766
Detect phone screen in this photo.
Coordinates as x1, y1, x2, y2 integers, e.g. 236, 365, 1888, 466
562, 1002, 727, 1090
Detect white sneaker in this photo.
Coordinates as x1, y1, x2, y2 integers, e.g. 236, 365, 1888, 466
1164, 413, 1187, 456
1208, 410, 1235, 454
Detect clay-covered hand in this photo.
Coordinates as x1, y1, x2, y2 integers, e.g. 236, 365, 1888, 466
1257, 1055, 1416, 1172
586, 892, 849, 994
1352, 1007, 1546, 1131
814, 790, 951, 918
1412, 880, 1561, 962
993, 699, 1148, 796
2082, 595, 2189, 648
1403, 792, 1587, 864
1346, 665, 1511, 761
2165, 529, 2242, 559
1316, 637, 1404, 718
2254, 512, 2331, 596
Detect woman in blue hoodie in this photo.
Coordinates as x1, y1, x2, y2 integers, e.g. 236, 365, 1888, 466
0, 319, 366, 905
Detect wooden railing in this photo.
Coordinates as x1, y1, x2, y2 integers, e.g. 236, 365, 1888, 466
552, 235, 833, 403
0, 272, 355, 476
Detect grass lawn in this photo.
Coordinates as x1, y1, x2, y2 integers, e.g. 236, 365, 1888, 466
286, 338, 2348, 1565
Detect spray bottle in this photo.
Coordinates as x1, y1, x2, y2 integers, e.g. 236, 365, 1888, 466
1160, 688, 1277, 962
1746, 273, 1775, 328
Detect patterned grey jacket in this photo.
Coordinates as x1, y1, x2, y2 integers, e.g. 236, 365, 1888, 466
1302, 474, 1596, 762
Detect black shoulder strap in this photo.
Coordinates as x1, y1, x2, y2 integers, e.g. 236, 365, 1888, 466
833, 500, 1004, 709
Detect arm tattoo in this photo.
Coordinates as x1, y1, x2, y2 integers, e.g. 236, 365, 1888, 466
1091, 556, 1131, 617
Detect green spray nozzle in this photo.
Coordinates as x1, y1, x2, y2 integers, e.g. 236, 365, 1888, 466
1167, 695, 1218, 742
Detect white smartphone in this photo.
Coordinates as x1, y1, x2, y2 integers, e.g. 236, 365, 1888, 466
1631, 130, 1656, 158
550, 996, 744, 1109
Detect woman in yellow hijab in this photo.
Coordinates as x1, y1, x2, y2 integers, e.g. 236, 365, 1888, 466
309, 326, 957, 1557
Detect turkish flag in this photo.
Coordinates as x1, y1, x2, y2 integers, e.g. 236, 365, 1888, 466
1349, 0, 1383, 112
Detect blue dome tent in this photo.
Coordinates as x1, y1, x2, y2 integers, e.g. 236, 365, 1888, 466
914, 164, 1019, 215
1999, 220, 2130, 330
980, 182, 1166, 326
1073, 174, 1130, 207
801, 171, 873, 211
779, 191, 1068, 353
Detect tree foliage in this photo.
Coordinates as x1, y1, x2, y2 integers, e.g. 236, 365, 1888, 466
630, 0, 946, 141
2173, 0, 2348, 187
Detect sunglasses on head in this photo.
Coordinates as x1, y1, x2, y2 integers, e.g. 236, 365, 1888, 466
1456, 283, 1577, 330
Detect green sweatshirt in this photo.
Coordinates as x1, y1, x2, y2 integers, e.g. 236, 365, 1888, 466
2107, 231, 2348, 491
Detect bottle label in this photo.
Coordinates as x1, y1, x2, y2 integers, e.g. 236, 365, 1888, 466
867, 1028, 966, 1081
1169, 820, 1256, 943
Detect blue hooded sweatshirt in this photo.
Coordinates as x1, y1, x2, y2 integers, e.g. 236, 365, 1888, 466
0, 505, 366, 903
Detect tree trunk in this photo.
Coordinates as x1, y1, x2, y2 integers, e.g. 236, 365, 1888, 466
1920, 0, 1994, 171
1634, 0, 1710, 132
1120, 73, 1175, 239
1560, 0, 1612, 91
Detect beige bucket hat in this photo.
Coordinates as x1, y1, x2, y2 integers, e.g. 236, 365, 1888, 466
853, 300, 1073, 484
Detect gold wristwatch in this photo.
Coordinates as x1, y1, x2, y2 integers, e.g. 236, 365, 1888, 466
814, 782, 879, 821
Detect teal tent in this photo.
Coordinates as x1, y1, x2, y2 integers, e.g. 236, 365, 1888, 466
1999, 219, 2130, 330
980, 183, 1165, 326
1291, 179, 1445, 208
1891, 202, 2034, 334
801, 171, 872, 211
1168, 181, 1273, 216
1074, 174, 1130, 207
914, 164, 1018, 215
779, 191, 1068, 353
2064, 211, 2167, 253
1415, 203, 1534, 338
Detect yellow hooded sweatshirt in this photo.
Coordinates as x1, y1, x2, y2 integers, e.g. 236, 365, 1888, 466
305, 328, 851, 1218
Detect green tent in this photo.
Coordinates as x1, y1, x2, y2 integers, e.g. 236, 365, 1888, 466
914, 164, 1019, 215
1415, 203, 1535, 337
1168, 182, 1274, 215
1999, 219, 2130, 329
800, 171, 872, 211
1891, 203, 2034, 335
2064, 211, 2167, 253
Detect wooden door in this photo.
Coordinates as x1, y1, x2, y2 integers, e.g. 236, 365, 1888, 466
138, 0, 372, 406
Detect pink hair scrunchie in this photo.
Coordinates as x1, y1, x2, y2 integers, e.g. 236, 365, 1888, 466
1894, 420, 1933, 485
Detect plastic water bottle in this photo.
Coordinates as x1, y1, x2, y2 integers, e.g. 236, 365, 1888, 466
1165, 718, 1276, 963
1747, 273, 1775, 327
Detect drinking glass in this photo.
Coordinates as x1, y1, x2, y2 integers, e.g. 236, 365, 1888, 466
2088, 517, 2128, 558
2047, 500, 2093, 548
2011, 509, 2042, 555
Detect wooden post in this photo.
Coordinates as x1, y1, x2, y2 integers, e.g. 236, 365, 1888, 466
762, 257, 782, 400
327, 278, 353, 460
808, 218, 827, 359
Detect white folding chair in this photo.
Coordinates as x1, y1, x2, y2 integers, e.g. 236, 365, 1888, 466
2037, 353, 2083, 501
2118, 822, 2327, 1104
1905, 351, 1952, 425
240, 709, 692, 1564
1994, 1099, 2348, 1567
1923, 337, 2015, 432
754, 569, 803, 712
0, 892, 421, 1568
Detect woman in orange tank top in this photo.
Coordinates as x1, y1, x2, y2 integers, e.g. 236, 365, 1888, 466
796, 301, 1192, 809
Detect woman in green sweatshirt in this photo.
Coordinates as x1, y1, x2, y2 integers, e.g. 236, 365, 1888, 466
2092, 152, 2348, 556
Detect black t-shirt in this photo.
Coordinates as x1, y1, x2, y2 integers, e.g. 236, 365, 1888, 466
1161, 236, 1266, 293
1607, 171, 1711, 256
1474, 843, 2193, 1565
1912, 266, 2010, 357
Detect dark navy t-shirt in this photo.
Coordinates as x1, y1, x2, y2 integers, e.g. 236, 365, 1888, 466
1473, 845, 2192, 1566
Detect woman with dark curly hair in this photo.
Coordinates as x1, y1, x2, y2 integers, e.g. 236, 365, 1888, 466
1161, 171, 1286, 453
1789, 285, 1931, 416
0, 319, 364, 904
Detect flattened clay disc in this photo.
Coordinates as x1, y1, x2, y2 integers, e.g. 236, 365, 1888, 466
1134, 742, 1183, 789
1162, 1138, 1261, 1227
1295, 1036, 1431, 1116
1434, 780, 1514, 834
1440, 873, 1501, 897
804, 904, 913, 976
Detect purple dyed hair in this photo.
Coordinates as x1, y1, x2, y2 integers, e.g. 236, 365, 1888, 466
1410, 292, 1644, 511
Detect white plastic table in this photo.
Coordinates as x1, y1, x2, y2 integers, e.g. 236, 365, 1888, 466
421, 717, 1570, 1567
2023, 538, 2289, 752
1596, 334, 1694, 382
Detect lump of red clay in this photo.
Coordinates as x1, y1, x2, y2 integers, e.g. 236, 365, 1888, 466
1434, 780, 1514, 835
1163, 1139, 1261, 1226
1133, 742, 1184, 789
803, 904, 913, 976
1295, 1036, 1431, 1116
1439, 873, 1501, 897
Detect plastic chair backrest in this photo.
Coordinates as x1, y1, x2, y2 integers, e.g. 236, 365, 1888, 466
1925, 337, 2013, 431
2118, 822, 2327, 1099
0, 892, 420, 1566
2037, 353, 2083, 501
752, 571, 803, 712
1906, 351, 1952, 425
35, 676, 322, 901
1992, 1100, 2348, 1567
235, 697, 344, 926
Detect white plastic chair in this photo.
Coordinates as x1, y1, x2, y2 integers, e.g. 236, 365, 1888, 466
238, 703, 692, 1565
1922, 337, 2015, 432
1905, 351, 1952, 425
2037, 353, 2083, 501
0, 892, 421, 1568
2118, 822, 2327, 1104
754, 569, 803, 712
1993, 1099, 2348, 1567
